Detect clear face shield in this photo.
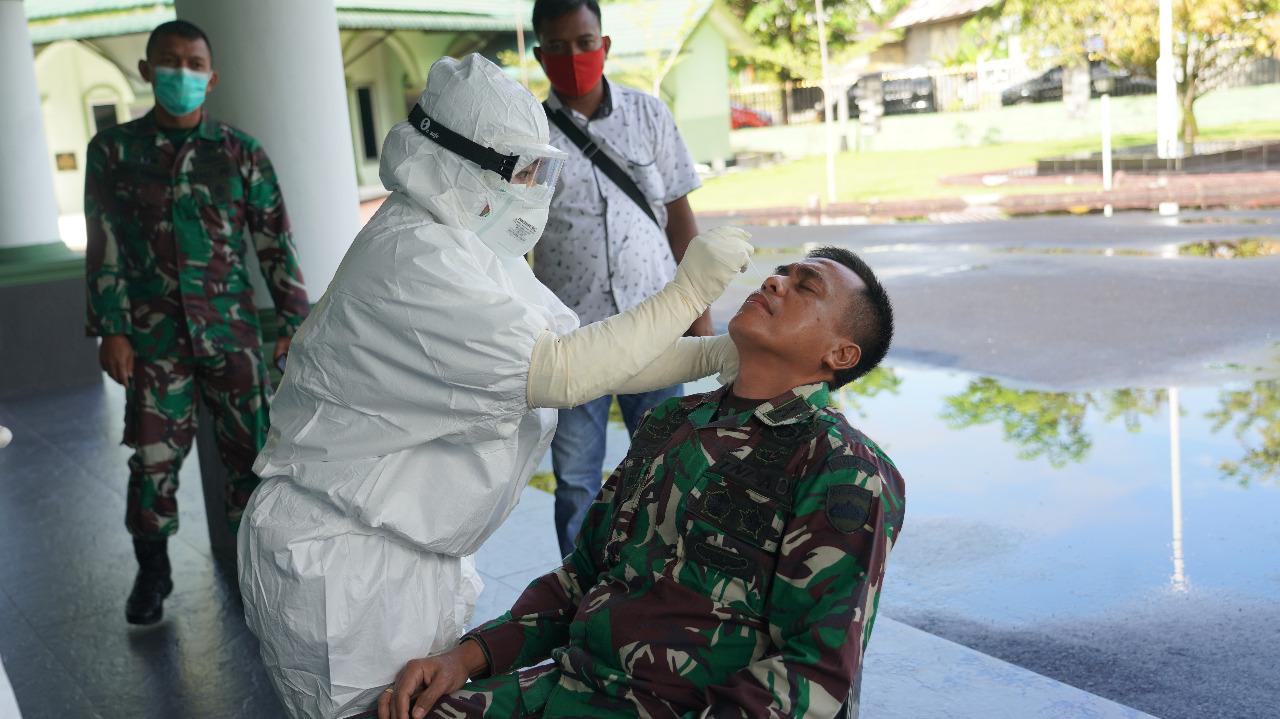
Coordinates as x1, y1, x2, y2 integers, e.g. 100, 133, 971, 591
493, 144, 566, 206
406, 105, 565, 205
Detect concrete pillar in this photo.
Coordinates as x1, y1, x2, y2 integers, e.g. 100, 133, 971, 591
173, 0, 360, 297
0, 0, 62, 251
171, 0, 360, 556
0, 0, 98, 399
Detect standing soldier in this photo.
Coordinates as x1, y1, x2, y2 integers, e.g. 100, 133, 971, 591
84, 20, 309, 625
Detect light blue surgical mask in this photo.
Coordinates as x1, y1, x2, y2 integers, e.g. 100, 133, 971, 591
152, 65, 211, 116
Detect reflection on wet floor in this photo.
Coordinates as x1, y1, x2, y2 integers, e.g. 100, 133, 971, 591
986, 238, 1280, 258
847, 365, 1280, 719
835, 365, 1280, 626
1176, 216, 1274, 225
1178, 237, 1280, 258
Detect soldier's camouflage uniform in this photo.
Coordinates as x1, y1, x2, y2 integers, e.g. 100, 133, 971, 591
444, 382, 906, 719
84, 110, 309, 539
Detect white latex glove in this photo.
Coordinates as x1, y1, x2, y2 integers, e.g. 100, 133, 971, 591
0, 425, 10, 449
608, 334, 739, 397
671, 226, 755, 307
528, 227, 752, 409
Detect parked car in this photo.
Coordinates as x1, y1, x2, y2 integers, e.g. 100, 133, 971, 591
846, 75, 938, 118
730, 103, 772, 129
1001, 61, 1156, 106
883, 75, 938, 114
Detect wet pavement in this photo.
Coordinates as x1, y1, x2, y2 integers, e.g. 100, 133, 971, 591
845, 367, 1280, 719
2, 208, 1278, 718
718, 209, 1280, 391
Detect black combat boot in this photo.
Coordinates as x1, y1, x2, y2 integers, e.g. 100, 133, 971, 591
125, 537, 173, 625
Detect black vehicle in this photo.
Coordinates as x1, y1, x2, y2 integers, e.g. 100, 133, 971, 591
1001, 61, 1156, 106
846, 75, 937, 118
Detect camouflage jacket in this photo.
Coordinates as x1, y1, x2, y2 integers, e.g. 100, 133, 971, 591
468, 382, 907, 719
84, 110, 308, 359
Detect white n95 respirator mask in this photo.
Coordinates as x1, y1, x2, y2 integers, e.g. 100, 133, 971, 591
408, 106, 565, 258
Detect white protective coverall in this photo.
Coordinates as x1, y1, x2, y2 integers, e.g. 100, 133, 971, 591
238, 54, 751, 719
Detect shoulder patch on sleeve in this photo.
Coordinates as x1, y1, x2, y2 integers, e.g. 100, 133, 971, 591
827, 484, 873, 533
827, 454, 880, 479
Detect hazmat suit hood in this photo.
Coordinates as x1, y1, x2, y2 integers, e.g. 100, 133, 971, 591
241, 53, 578, 719
380, 54, 565, 257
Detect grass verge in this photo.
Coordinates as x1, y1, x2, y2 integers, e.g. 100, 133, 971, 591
690, 120, 1280, 213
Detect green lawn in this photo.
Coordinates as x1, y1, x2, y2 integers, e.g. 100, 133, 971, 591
690, 120, 1280, 213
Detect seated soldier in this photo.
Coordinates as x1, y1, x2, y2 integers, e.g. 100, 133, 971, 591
378, 246, 905, 719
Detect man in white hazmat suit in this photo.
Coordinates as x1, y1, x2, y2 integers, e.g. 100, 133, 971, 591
237, 53, 753, 719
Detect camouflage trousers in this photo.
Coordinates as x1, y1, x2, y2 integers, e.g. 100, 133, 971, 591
123, 349, 271, 540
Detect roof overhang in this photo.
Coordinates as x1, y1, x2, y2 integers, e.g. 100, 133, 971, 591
26, 0, 533, 44
886, 0, 998, 31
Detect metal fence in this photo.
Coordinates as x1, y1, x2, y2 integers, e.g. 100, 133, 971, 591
728, 60, 1046, 125
728, 55, 1280, 127
729, 79, 825, 127
884, 59, 1043, 114
1204, 56, 1280, 92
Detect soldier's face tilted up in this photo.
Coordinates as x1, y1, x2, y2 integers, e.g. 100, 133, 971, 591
728, 258, 864, 380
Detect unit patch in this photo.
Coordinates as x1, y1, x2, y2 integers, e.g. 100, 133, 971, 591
828, 454, 879, 478
826, 484, 873, 533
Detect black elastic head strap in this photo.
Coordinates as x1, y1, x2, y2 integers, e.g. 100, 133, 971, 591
408, 104, 519, 181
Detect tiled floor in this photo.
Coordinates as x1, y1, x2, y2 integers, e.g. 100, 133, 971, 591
0, 378, 1158, 718
0, 382, 280, 719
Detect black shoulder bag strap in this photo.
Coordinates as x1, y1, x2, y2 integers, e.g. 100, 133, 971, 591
543, 102, 661, 229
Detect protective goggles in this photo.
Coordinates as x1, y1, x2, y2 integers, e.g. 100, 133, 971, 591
408, 105, 564, 192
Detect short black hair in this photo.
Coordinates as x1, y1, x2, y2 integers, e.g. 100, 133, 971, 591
532, 0, 602, 38
146, 20, 212, 61
806, 246, 894, 389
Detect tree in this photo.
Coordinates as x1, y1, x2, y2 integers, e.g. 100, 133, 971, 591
1207, 378, 1280, 488
942, 7, 1015, 66
607, 0, 704, 99
1003, 0, 1280, 147
941, 378, 1093, 467
1097, 388, 1167, 432
722, 0, 909, 82
830, 366, 903, 417
940, 381, 1167, 468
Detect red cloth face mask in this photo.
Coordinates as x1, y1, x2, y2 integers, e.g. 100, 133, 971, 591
541, 46, 606, 98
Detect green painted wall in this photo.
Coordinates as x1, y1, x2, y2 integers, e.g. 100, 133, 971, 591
730, 83, 1280, 158
663, 18, 731, 166
397, 32, 455, 71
